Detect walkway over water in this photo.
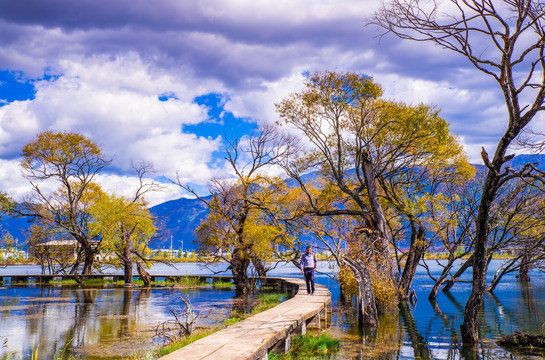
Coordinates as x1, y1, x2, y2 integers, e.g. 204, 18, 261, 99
0, 274, 236, 284
161, 277, 331, 360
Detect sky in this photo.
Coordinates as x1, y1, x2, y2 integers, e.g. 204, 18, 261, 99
0, 0, 542, 206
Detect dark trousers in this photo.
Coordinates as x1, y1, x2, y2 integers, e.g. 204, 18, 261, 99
303, 268, 315, 294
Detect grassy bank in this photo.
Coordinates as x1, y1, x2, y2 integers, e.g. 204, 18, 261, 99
268, 333, 340, 360
152, 327, 222, 357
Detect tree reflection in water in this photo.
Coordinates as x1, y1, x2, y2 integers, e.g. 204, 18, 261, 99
322, 259, 545, 360
0, 285, 237, 359
3, 261, 545, 359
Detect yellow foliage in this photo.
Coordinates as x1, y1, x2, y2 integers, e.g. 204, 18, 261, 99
21, 131, 105, 171
89, 192, 156, 263
195, 175, 295, 261
337, 264, 359, 298
370, 270, 399, 309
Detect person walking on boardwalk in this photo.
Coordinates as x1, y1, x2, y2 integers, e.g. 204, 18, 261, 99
300, 245, 317, 295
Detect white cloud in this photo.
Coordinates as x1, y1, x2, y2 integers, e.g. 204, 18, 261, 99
0, 54, 228, 202
94, 173, 185, 207
224, 71, 306, 125
0, 0, 542, 202
0, 159, 34, 199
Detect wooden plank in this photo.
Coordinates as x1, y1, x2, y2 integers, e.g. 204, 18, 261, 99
160, 278, 331, 360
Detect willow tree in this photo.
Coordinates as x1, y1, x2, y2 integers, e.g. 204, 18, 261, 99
276, 71, 471, 319
90, 164, 160, 285
373, 0, 545, 344
375, 102, 474, 299
90, 193, 156, 284
19, 131, 111, 274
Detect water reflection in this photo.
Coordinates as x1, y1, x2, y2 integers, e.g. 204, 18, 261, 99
0, 285, 237, 359
3, 261, 545, 359
321, 260, 545, 360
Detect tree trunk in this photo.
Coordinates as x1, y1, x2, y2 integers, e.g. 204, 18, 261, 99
460, 201, 490, 345
487, 255, 522, 292
399, 221, 426, 300
231, 249, 251, 295
82, 244, 96, 275
123, 245, 133, 284
250, 253, 267, 278
123, 261, 133, 284
461, 147, 504, 345
361, 153, 395, 282
136, 261, 151, 287
442, 254, 473, 293
519, 254, 531, 282
343, 257, 379, 327
428, 259, 456, 299
69, 247, 84, 275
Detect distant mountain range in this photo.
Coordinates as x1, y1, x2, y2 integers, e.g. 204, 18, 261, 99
3, 154, 545, 251
148, 195, 210, 251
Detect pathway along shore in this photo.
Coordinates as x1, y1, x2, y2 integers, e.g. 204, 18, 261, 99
160, 277, 331, 360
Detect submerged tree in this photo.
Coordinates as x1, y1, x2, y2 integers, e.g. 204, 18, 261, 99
422, 173, 481, 299
276, 71, 471, 321
374, 0, 545, 344
423, 169, 545, 297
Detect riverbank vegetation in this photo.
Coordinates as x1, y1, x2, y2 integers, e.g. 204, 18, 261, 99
268, 332, 340, 360
44, 277, 234, 288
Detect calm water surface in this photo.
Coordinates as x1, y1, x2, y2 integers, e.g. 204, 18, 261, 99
1, 260, 545, 359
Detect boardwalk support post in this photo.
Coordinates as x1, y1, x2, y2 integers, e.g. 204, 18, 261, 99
307, 313, 321, 328
293, 318, 306, 336
270, 332, 291, 354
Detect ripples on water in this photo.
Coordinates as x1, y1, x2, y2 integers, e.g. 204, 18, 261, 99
2, 260, 545, 359
316, 260, 545, 360
0, 285, 239, 359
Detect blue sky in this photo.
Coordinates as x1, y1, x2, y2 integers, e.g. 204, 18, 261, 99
0, 71, 36, 104
0, 0, 542, 205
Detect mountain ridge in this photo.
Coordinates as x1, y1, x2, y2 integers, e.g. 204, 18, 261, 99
3, 154, 545, 251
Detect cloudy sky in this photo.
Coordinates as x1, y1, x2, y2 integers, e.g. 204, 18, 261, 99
0, 0, 540, 206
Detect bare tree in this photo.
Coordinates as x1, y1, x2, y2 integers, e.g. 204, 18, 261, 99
155, 296, 211, 342
379, 154, 473, 299
373, 0, 545, 344
26, 224, 76, 275
421, 174, 480, 299
177, 125, 297, 295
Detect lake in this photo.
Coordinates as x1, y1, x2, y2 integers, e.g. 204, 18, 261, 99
1, 260, 545, 359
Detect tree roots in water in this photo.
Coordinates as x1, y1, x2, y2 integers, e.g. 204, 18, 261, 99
497, 332, 545, 355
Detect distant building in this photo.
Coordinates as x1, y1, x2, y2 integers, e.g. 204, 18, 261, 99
38, 239, 106, 260
0, 249, 26, 260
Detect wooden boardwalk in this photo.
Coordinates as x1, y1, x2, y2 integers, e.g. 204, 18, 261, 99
0, 274, 236, 284
160, 278, 331, 360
